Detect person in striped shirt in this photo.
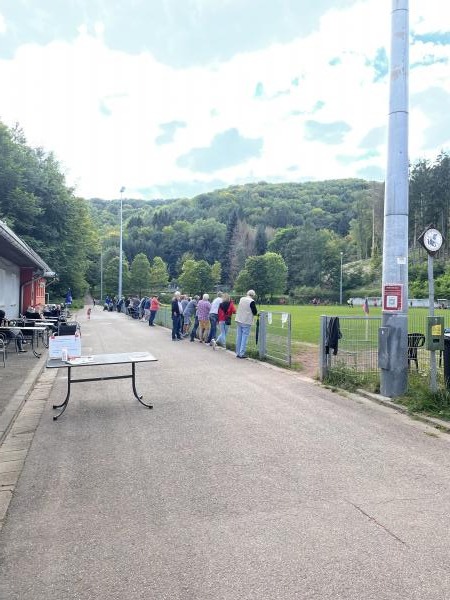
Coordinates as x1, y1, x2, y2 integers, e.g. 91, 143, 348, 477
196, 294, 211, 343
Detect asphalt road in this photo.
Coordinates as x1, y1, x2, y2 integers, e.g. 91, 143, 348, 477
1, 307, 450, 599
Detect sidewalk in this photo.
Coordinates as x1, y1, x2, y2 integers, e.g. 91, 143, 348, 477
0, 334, 49, 443
1, 306, 450, 599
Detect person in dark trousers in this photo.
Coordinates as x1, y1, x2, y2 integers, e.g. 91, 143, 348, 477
171, 291, 182, 340
0, 310, 27, 352
149, 296, 160, 326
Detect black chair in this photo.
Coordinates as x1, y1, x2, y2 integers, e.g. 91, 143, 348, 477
56, 321, 79, 336
407, 333, 425, 370
0, 331, 18, 355
0, 333, 9, 365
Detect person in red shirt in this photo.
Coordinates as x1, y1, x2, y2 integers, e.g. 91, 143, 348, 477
215, 293, 236, 348
149, 296, 160, 326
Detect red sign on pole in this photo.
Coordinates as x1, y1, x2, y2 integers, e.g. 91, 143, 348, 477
383, 284, 403, 311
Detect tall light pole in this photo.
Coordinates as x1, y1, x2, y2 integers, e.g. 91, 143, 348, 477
100, 241, 103, 303
118, 186, 125, 299
380, 0, 409, 397
339, 252, 343, 304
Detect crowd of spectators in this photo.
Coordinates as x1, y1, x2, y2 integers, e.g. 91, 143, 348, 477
102, 289, 259, 359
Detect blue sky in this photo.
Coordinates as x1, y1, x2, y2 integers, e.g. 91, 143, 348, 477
0, 0, 449, 199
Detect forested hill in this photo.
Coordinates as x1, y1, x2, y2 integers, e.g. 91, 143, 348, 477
90, 178, 377, 235
1, 116, 449, 301
87, 178, 386, 300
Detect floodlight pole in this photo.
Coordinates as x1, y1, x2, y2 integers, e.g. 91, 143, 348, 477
380, 0, 409, 397
339, 252, 343, 304
100, 242, 103, 303
118, 186, 125, 299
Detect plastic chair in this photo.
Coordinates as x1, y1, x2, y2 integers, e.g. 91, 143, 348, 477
407, 333, 425, 370
56, 321, 80, 336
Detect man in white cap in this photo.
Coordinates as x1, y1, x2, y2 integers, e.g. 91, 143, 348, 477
234, 290, 258, 358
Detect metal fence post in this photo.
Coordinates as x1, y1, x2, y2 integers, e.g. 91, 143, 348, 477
287, 312, 292, 367
259, 311, 267, 359
319, 315, 328, 381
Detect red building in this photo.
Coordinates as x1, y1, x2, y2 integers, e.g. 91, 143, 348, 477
0, 220, 55, 319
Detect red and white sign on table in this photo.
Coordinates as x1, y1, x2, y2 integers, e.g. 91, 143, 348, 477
383, 284, 403, 312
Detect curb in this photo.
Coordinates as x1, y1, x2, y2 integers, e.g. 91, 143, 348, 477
354, 388, 450, 434
0, 351, 48, 445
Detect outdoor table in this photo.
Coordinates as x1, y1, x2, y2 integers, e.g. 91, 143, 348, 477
46, 351, 158, 420
0, 326, 47, 358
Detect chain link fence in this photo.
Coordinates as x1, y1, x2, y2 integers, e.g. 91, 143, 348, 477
152, 306, 291, 367
319, 312, 450, 382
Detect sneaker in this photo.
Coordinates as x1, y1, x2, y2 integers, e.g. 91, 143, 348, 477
19, 349, 27, 353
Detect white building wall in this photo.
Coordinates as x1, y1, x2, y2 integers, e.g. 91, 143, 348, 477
0, 256, 20, 319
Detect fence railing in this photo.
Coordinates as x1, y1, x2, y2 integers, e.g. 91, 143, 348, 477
153, 307, 292, 367
319, 313, 449, 381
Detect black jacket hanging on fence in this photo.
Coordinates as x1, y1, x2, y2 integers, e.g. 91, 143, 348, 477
325, 317, 342, 355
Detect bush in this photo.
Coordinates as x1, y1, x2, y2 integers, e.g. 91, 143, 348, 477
395, 372, 450, 420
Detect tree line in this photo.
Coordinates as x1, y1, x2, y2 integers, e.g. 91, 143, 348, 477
1, 119, 450, 302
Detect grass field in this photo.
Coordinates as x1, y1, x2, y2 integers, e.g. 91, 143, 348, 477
259, 304, 450, 345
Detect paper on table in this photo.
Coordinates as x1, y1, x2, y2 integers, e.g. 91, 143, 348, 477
67, 356, 94, 365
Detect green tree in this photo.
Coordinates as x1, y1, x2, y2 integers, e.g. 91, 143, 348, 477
178, 259, 214, 294
234, 253, 287, 299
177, 259, 198, 293
188, 218, 226, 264
0, 121, 97, 299
222, 207, 239, 285
255, 224, 267, 255
264, 252, 288, 298
103, 255, 130, 296
234, 269, 252, 294
211, 261, 222, 285
129, 253, 151, 296
149, 256, 169, 289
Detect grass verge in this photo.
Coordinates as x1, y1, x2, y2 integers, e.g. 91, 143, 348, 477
394, 372, 450, 421
323, 366, 379, 394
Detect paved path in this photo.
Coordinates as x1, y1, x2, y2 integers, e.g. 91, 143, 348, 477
1, 307, 450, 599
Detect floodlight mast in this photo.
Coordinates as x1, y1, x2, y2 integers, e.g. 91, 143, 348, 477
118, 186, 125, 300
380, 0, 409, 397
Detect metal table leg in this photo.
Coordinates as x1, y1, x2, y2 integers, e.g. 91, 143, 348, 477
132, 362, 153, 408
31, 332, 41, 358
53, 366, 71, 420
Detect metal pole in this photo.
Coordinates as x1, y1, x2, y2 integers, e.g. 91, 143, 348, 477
319, 315, 328, 381
100, 243, 103, 303
428, 254, 437, 391
339, 252, 343, 304
118, 186, 125, 299
380, 0, 409, 397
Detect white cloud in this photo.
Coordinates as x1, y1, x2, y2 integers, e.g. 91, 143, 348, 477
0, 12, 6, 34
0, 0, 448, 198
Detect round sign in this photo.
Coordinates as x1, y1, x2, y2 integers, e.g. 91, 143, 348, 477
423, 228, 443, 253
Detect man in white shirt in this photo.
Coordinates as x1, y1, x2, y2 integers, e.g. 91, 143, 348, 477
235, 290, 258, 358
207, 292, 223, 346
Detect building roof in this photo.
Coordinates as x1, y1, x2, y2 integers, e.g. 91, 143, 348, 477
0, 219, 55, 276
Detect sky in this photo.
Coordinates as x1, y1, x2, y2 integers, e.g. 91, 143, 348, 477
0, 0, 449, 200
